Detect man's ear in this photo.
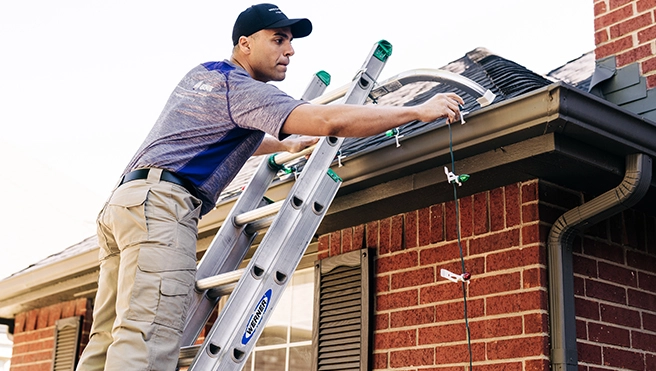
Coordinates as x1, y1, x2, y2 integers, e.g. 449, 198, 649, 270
237, 36, 251, 55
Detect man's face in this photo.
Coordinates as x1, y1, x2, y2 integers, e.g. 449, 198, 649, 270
247, 27, 295, 83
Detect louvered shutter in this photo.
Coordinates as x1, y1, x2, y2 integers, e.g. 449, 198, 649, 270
51, 317, 81, 371
312, 249, 374, 371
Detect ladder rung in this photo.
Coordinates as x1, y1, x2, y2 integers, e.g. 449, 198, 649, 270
272, 144, 316, 165
233, 201, 283, 226
178, 345, 201, 368
196, 269, 245, 291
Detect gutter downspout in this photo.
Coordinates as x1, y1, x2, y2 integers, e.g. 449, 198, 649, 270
548, 153, 652, 371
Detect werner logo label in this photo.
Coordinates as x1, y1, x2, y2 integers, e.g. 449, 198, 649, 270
241, 289, 272, 345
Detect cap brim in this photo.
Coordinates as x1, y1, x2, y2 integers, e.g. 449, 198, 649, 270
268, 18, 312, 39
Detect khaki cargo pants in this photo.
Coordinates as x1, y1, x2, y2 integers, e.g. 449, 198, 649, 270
77, 169, 201, 371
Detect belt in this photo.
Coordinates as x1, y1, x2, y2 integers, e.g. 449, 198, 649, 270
120, 168, 199, 198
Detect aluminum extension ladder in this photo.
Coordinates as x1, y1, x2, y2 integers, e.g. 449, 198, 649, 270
179, 39, 497, 371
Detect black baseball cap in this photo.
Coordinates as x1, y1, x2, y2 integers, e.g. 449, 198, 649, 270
232, 4, 312, 45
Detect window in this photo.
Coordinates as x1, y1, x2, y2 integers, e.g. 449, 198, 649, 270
243, 268, 314, 371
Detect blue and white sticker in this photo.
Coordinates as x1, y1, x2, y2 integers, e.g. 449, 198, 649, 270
241, 289, 272, 345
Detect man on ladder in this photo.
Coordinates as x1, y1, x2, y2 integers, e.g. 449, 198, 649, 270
76, 3, 464, 371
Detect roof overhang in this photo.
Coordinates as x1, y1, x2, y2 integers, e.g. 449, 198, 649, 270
1, 82, 655, 318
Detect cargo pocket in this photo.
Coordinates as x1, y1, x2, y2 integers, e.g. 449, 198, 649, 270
127, 246, 197, 331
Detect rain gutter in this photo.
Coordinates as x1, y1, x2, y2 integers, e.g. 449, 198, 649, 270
548, 153, 652, 370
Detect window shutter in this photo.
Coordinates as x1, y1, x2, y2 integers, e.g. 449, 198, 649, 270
312, 248, 374, 371
51, 317, 81, 371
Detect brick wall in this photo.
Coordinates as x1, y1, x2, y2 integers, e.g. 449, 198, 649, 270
11, 299, 91, 371
317, 179, 656, 370
573, 209, 656, 370
594, 0, 656, 87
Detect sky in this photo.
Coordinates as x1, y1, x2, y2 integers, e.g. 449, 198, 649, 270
0, 0, 595, 280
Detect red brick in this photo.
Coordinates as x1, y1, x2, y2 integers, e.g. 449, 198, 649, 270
14, 312, 26, 333
583, 238, 624, 264
617, 43, 654, 66
628, 288, 656, 311
329, 230, 341, 256
473, 192, 489, 235
469, 272, 521, 297
404, 211, 418, 249
353, 224, 364, 251
573, 254, 598, 278
490, 188, 505, 231
486, 335, 548, 359
390, 215, 404, 252
318, 234, 329, 255
523, 267, 547, 289
525, 359, 550, 371
505, 184, 521, 227
366, 220, 379, 249
575, 297, 600, 320
375, 313, 389, 330
390, 306, 435, 328
445, 200, 458, 241
598, 261, 637, 287
470, 229, 520, 255
421, 281, 464, 303
595, 5, 635, 29
376, 274, 390, 293
600, 303, 641, 328
524, 312, 548, 334
373, 352, 387, 369
596, 28, 610, 45
522, 223, 540, 245
47, 303, 63, 327
374, 329, 416, 349
341, 227, 353, 253
602, 347, 645, 370
643, 312, 656, 332
470, 316, 523, 339
377, 250, 418, 274
522, 202, 539, 223
458, 196, 473, 238
595, 35, 634, 59
586, 279, 627, 305
486, 290, 548, 315
435, 342, 486, 364
435, 299, 485, 322
595, 0, 608, 16
389, 348, 434, 368
487, 245, 543, 272
627, 250, 656, 271
610, 0, 634, 10
418, 323, 467, 345
588, 323, 630, 347
430, 204, 445, 243
578, 341, 602, 364
391, 267, 434, 290
25, 309, 38, 331
377, 289, 418, 311
522, 181, 539, 203
610, 12, 653, 38
420, 242, 461, 265
639, 24, 656, 44
648, 73, 656, 89
418, 207, 432, 246
378, 218, 391, 255
648, 353, 656, 371
637, 0, 656, 13
632, 331, 656, 352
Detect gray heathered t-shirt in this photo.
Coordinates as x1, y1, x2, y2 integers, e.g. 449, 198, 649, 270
123, 60, 306, 216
